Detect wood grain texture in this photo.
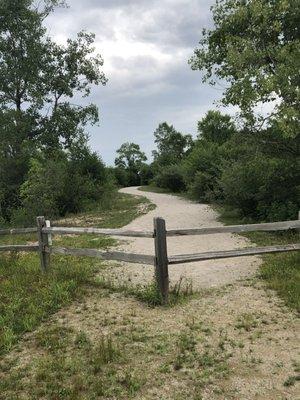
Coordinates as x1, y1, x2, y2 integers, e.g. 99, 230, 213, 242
0, 227, 37, 236
43, 226, 154, 238
153, 217, 169, 304
166, 220, 300, 237
168, 243, 300, 265
50, 246, 155, 265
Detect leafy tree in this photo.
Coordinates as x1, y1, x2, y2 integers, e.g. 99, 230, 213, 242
115, 142, 147, 186
190, 0, 300, 137
0, 0, 106, 150
0, 0, 107, 220
152, 122, 193, 167
198, 110, 236, 144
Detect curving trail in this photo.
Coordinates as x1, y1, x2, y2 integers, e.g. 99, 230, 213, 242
112, 187, 261, 289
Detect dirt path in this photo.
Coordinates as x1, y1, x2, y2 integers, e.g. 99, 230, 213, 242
1, 188, 299, 400
113, 186, 260, 289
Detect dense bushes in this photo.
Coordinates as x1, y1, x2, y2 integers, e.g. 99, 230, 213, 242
154, 165, 186, 192
10, 148, 114, 226
220, 156, 300, 221
147, 112, 299, 222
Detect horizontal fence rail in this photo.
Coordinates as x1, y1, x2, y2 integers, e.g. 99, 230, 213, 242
43, 226, 154, 238
0, 244, 39, 252
166, 220, 300, 237
50, 246, 154, 265
168, 243, 300, 265
0, 227, 37, 236
0, 212, 299, 304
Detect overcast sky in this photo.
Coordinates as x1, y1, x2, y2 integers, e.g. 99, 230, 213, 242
45, 0, 231, 165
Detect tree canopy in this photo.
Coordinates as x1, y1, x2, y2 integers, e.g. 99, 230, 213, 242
152, 122, 193, 167
189, 0, 300, 137
0, 0, 108, 222
197, 110, 236, 144
0, 0, 107, 152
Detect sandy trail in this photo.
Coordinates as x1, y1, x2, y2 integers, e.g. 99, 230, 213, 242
113, 187, 260, 289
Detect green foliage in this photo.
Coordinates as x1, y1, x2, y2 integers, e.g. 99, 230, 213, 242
220, 155, 300, 221
114, 142, 147, 186
152, 122, 193, 168
0, 252, 97, 355
139, 163, 154, 185
0, 0, 108, 222
260, 251, 300, 312
190, 0, 300, 137
154, 165, 186, 192
198, 110, 236, 144
14, 146, 112, 225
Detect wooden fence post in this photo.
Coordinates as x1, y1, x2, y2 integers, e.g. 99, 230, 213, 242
153, 217, 169, 304
37, 216, 50, 272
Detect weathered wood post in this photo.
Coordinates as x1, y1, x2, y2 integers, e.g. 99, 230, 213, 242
153, 217, 169, 304
36, 216, 50, 272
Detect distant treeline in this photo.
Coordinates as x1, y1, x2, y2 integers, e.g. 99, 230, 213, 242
112, 114, 299, 222
112, 0, 300, 223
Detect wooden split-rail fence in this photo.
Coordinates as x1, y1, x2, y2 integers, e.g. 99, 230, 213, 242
1, 215, 300, 304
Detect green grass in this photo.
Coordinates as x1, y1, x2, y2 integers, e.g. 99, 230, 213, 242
0, 192, 154, 355
0, 322, 143, 400
56, 192, 156, 228
216, 205, 300, 312
93, 276, 196, 307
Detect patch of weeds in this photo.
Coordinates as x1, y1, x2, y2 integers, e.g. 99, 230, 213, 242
134, 282, 163, 306
174, 331, 198, 370
283, 375, 300, 387
172, 323, 232, 397
1, 329, 144, 399
35, 324, 73, 353
158, 362, 172, 374
91, 335, 121, 373
118, 370, 144, 396
0, 252, 99, 355
94, 276, 196, 307
235, 313, 259, 332
292, 360, 300, 373
74, 330, 91, 349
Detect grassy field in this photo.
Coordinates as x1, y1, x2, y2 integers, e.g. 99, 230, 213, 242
139, 186, 300, 313
0, 192, 155, 355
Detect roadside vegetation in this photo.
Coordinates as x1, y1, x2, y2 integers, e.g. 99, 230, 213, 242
0, 192, 154, 355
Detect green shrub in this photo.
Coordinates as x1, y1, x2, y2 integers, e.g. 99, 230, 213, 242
188, 171, 220, 202
220, 156, 300, 221
18, 148, 114, 225
154, 165, 186, 192
140, 164, 154, 185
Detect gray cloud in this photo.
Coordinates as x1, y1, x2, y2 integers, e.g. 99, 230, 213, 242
45, 0, 231, 165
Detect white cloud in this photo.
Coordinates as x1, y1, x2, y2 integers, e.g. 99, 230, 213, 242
44, 0, 221, 164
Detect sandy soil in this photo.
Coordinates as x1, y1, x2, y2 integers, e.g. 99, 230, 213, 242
111, 187, 260, 289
